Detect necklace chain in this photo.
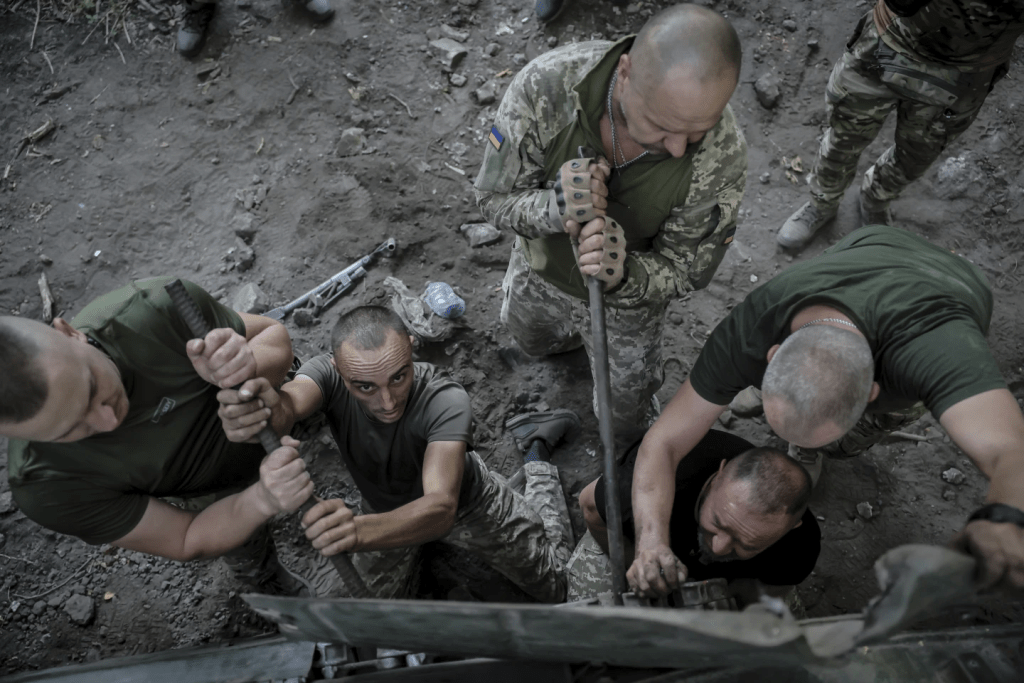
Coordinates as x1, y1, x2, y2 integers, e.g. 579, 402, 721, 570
798, 317, 859, 331
607, 70, 649, 170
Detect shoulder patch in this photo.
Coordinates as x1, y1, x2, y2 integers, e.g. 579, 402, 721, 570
488, 126, 504, 151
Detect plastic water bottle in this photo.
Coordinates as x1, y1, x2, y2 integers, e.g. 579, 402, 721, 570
423, 282, 465, 319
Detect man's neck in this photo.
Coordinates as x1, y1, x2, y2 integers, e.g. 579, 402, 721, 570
790, 304, 863, 337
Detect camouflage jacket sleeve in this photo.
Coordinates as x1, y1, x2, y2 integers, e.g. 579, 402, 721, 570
606, 105, 748, 309
473, 48, 597, 239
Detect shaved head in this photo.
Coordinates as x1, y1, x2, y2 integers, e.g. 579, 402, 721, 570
631, 3, 742, 95
0, 317, 49, 423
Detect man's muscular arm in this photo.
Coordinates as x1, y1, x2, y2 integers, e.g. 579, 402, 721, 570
628, 379, 726, 596
187, 313, 292, 390
940, 388, 1024, 590
112, 437, 313, 561
301, 441, 466, 554
218, 375, 324, 443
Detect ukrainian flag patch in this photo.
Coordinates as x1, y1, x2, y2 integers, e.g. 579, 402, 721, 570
488, 126, 504, 151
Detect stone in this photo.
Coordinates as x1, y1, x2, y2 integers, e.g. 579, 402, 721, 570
807, 38, 819, 51
473, 81, 499, 106
231, 283, 269, 314
668, 312, 684, 325
782, 19, 798, 32
759, 172, 771, 184
39, 254, 53, 265
856, 502, 875, 520
728, 386, 763, 418
336, 127, 366, 157
0, 531, 5, 548
439, 24, 470, 42
512, 53, 527, 66
942, 467, 966, 485
232, 212, 257, 243
460, 222, 501, 247
484, 42, 500, 57
754, 73, 782, 109
935, 154, 984, 200
0, 491, 14, 514
449, 73, 468, 88
716, 409, 735, 429
64, 594, 95, 626
547, 36, 558, 47
428, 38, 468, 71
942, 489, 957, 501
293, 309, 316, 327
235, 239, 255, 272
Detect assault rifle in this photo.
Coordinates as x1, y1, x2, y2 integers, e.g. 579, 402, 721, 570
265, 238, 397, 321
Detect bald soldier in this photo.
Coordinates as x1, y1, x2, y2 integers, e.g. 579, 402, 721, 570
474, 4, 747, 441
628, 226, 1024, 596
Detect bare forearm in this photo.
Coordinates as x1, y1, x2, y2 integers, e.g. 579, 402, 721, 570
352, 494, 457, 552
178, 486, 276, 560
983, 452, 1024, 509
250, 323, 293, 387
631, 439, 680, 552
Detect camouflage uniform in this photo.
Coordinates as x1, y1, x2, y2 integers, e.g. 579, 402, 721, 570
297, 452, 574, 603
566, 529, 615, 601
474, 38, 747, 434
809, 0, 1023, 211
791, 401, 928, 462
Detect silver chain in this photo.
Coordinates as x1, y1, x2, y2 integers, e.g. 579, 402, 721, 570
607, 70, 649, 170
798, 317, 859, 331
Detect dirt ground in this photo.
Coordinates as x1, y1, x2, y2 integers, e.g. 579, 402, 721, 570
2, 0, 1024, 675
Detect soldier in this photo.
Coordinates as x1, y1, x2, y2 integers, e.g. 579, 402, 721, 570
1, 278, 305, 590
629, 226, 1024, 595
570, 430, 820, 602
779, 0, 1024, 250
474, 4, 747, 443
218, 306, 577, 601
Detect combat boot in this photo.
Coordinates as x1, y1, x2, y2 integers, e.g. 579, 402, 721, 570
777, 201, 837, 251
858, 192, 893, 227
177, 0, 215, 58
505, 409, 581, 460
787, 443, 823, 488
535, 0, 566, 22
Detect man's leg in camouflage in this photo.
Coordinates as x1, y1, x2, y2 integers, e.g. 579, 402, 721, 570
579, 300, 667, 443
442, 452, 571, 603
792, 402, 929, 464
862, 76, 992, 206
809, 19, 898, 212
501, 241, 584, 356
566, 529, 615, 601
349, 545, 421, 599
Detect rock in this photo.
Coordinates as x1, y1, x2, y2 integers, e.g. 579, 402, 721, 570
428, 38, 468, 71
782, 19, 798, 32
717, 409, 735, 429
39, 254, 53, 265
942, 489, 957, 501
484, 42, 500, 57
668, 312, 684, 325
235, 239, 255, 271
935, 154, 984, 199
47, 594, 64, 608
0, 531, 5, 548
231, 212, 257, 243
512, 53, 527, 66
0, 491, 14, 514
231, 283, 269, 314
807, 38, 819, 51
460, 222, 501, 247
64, 594, 95, 626
729, 386, 763, 418
32, 601, 46, 616
856, 502, 875, 520
759, 171, 771, 184
439, 24, 470, 42
547, 36, 558, 47
449, 73, 468, 87
293, 309, 316, 327
473, 81, 499, 106
754, 73, 782, 109
336, 127, 366, 157
942, 467, 966, 485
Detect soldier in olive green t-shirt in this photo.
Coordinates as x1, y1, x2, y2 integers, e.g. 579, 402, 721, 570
624, 226, 1024, 597
2, 277, 304, 568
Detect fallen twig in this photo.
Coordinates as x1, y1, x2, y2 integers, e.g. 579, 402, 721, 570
122, 16, 131, 44
388, 92, 416, 119
286, 72, 300, 105
30, 0, 41, 50
889, 430, 930, 443
114, 40, 126, 64
0, 553, 39, 566
41, 50, 53, 73
13, 556, 93, 601
90, 84, 109, 103
38, 272, 55, 322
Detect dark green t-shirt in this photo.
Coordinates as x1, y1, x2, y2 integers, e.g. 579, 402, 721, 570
7, 278, 264, 544
298, 356, 477, 513
690, 226, 1004, 418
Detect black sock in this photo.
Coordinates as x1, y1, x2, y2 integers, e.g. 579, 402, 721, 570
524, 439, 550, 463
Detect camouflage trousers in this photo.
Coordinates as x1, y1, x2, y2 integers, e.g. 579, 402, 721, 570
305, 451, 573, 603
810, 14, 1001, 210
792, 402, 929, 461
566, 529, 615, 601
501, 241, 666, 439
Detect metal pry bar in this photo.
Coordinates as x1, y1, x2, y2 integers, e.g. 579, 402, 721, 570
164, 279, 371, 598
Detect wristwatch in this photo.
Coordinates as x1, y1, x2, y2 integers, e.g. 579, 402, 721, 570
967, 503, 1024, 528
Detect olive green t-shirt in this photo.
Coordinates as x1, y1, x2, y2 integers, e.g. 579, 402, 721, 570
690, 226, 1004, 418
7, 278, 264, 544
298, 356, 477, 513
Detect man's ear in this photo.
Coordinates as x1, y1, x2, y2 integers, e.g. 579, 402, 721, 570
52, 318, 87, 343
869, 382, 881, 403
766, 344, 781, 363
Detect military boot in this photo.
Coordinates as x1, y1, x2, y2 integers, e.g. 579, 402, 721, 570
787, 443, 823, 488
177, 0, 215, 57
506, 409, 581, 459
858, 191, 893, 227
777, 201, 838, 251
